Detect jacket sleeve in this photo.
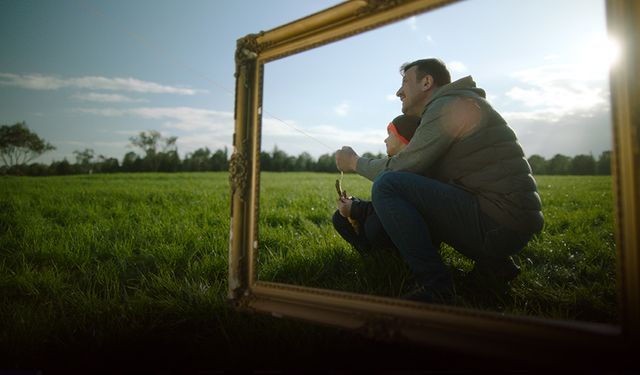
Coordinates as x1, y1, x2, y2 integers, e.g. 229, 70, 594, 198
355, 96, 459, 181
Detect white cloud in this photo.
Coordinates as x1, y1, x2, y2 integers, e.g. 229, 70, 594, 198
131, 107, 232, 131
261, 116, 387, 158
92, 141, 130, 149
448, 61, 468, 74
74, 108, 125, 117
74, 106, 233, 132
334, 101, 350, 117
426, 35, 434, 44
499, 35, 616, 157
407, 16, 417, 31
56, 140, 130, 148
499, 61, 612, 158
175, 132, 231, 155
112, 130, 141, 136
78, 107, 391, 160
505, 64, 608, 122
508, 110, 612, 159
509, 63, 606, 86
386, 94, 397, 101
74, 106, 234, 156
72, 92, 148, 103
544, 54, 560, 61
0, 72, 202, 95
58, 140, 85, 146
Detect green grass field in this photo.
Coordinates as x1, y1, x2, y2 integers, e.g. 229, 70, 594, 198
259, 173, 617, 322
0, 172, 618, 369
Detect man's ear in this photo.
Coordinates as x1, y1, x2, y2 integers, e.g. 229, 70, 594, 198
421, 75, 434, 92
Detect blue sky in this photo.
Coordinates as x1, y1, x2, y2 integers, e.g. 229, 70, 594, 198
1, 0, 615, 164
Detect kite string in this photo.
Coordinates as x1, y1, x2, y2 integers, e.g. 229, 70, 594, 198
261, 111, 336, 153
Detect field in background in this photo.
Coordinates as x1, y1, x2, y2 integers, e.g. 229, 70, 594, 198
259, 173, 617, 322
0, 172, 618, 368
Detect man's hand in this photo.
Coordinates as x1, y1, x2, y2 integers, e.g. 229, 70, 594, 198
335, 146, 359, 172
337, 196, 353, 218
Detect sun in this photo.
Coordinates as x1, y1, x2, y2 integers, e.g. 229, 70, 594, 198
587, 36, 621, 72
602, 36, 621, 66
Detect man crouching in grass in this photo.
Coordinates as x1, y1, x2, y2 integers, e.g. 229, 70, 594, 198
335, 58, 543, 303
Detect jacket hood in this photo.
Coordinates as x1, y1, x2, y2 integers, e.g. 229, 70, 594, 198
425, 76, 487, 108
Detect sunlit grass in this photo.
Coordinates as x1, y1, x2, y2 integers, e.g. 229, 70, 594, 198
0, 172, 618, 368
259, 173, 618, 323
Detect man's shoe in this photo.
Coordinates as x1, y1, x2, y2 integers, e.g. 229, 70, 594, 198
467, 256, 521, 292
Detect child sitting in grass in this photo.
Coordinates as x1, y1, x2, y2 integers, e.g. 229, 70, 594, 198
332, 114, 421, 255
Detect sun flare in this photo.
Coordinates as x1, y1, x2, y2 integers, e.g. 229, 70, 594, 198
603, 37, 621, 66
587, 36, 621, 72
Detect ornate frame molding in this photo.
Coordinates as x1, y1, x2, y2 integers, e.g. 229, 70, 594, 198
228, 0, 639, 366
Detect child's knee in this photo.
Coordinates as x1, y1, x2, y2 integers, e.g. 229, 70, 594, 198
332, 210, 346, 229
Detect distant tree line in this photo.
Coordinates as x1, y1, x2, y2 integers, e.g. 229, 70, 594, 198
258, 146, 386, 173
1, 121, 612, 176
0, 123, 230, 176
257, 150, 612, 175
527, 151, 611, 175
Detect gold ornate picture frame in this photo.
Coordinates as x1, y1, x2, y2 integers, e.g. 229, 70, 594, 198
228, 0, 639, 364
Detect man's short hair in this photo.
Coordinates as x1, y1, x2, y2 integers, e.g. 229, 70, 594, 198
400, 58, 451, 87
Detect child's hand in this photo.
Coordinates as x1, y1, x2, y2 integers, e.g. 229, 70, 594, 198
337, 196, 353, 218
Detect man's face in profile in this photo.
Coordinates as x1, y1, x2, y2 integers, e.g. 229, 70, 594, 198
397, 66, 429, 116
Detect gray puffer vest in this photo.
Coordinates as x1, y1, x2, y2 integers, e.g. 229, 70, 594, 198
432, 95, 544, 234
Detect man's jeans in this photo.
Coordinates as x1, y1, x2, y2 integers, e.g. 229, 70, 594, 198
371, 171, 532, 293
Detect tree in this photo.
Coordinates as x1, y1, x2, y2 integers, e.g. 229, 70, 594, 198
260, 151, 272, 171
184, 147, 212, 171
211, 147, 229, 171
50, 158, 74, 175
315, 152, 337, 172
122, 151, 142, 172
73, 148, 95, 173
26, 163, 50, 176
270, 146, 290, 171
157, 150, 181, 172
547, 154, 571, 175
94, 155, 120, 173
362, 151, 385, 159
129, 130, 178, 172
295, 152, 314, 171
527, 154, 548, 175
570, 154, 596, 175
0, 122, 55, 166
596, 151, 612, 175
